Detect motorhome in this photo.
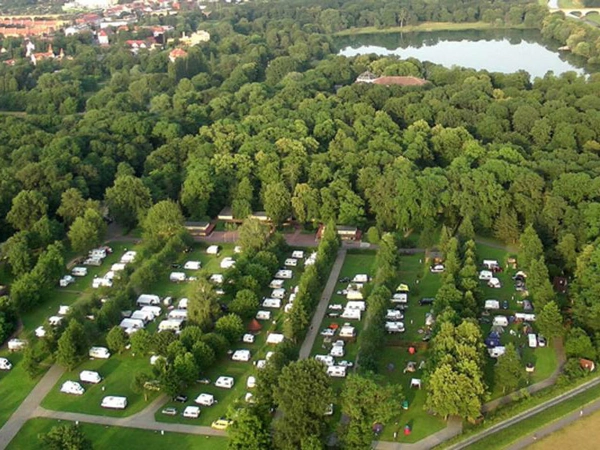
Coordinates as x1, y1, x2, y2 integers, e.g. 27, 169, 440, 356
89, 347, 110, 359
61, 380, 85, 395
136, 294, 160, 306
195, 393, 216, 406
215, 376, 234, 389
231, 350, 251, 362
71, 267, 88, 277
80, 370, 102, 384
262, 298, 282, 308
101, 396, 127, 410
327, 366, 347, 378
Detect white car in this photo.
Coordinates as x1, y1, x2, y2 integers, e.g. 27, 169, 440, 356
320, 329, 335, 337
0, 357, 12, 370
329, 304, 343, 310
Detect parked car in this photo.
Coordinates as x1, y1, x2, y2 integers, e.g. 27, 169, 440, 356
502, 300, 509, 310
162, 407, 178, 416
327, 312, 340, 318
197, 378, 211, 385
419, 298, 434, 306
211, 418, 233, 430
538, 336, 547, 347
173, 394, 188, 403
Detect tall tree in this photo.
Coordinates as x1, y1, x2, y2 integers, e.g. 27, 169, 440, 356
188, 278, 220, 331
494, 343, 524, 393
7, 190, 48, 231
141, 200, 185, 249
56, 321, 87, 370
68, 208, 107, 254
273, 359, 333, 450
106, 326, 128, 354
104, 175, 152, 229
228, 407, 272, 450
237, 218, 270, 256
537, 301, 564, 341
518, 224, 543, 272
41, 424, 92, 450
263, 181, 291, 227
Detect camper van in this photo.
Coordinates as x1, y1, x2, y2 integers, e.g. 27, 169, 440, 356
479, 270, 493, 281
284, 258, 298, 267
7, 339, 26, 352
256, 311, 271, 320
0, 357, 12, 370
184, 261, 201, 270
292, 250, 305, 259
493, 316, 509, 327
80, 370, 102, 384
275, 270, 293, 279
71, 267, 88, 277
168, 309, 188, 321
262, 298, 282, 309
215, 376, 234, 389
528, 334, 538, 348
315, 354, 334, 366
101, 396, 127, 410
231, 350, 251, 362
206, 245, 220, 255
89, 347, 111, 359
195, 393, 216, 406
170, 272, 186, 282
327, 366, 347, 378
61, 381, 85, 395
271, 289, 286, 299
269, 279, 284, 289
341, 308, 361, 320
136, 294, 160, 306
183, 406, 200, 418
266, 333, 285, 345
158, 319, 184, 332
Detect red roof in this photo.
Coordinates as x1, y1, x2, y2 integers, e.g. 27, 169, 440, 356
169, 48, 188, 58
372, 76, 428, 87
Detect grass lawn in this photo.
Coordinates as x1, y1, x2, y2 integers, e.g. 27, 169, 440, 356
558, 0, 583, 8
334, 21, 533, 36
0, 351, 45, 428
155, 248, 312, 426
468, 382, 600, 450
41, 354, 159, 417
7, 418, 228, 450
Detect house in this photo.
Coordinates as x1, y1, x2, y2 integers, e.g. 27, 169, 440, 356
169, 47, 188, 63
184, 221, 214, 237
372, 76, 428, 87
217, 206, 234, 221
355, 71, 378, 83
317, 224, 361, 241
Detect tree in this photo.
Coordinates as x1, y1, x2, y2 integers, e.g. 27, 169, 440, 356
191, 341, 215, 372
457, 215, 475, 242
141, 200, 185, 249
4, 231, 32, 277
230, 289, 259, 318
215, 313, 245, 344
56, 321, 87, 371
273, 359, 333, 449
494, 343, 524, 393
228, 407, 272, 450
537, 301, 564, 341
527, 256, 555, 309
174, 352, 199, 386
22, 342, 44, 379
565, 327, 596, 360
68, 209, 107, 254
340, 374, 403, 449
7, 190, 48, 231
131, 372, 152, 401
104, 175, 152, 229
237, 218, 269, 256
519, 224, 543, 271
188, 278, 220, 331
106, 326, 128, 354
57, 188, 100, 226
232, 178, 254, 219
263, 181, 291, 227
40, 424, 92, 450
130, 329, 153, 355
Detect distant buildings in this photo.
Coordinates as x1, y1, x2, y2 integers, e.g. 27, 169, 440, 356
169, 47, 188, 62
355, 71, 428, 87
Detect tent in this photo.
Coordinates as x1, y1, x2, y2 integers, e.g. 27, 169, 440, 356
410, 378, 422, 389
247, 319, 262, 333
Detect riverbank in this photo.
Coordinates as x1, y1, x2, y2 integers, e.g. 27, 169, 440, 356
334, 22, 535, 36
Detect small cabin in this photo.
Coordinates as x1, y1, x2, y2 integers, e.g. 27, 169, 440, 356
184, 221, 214, 237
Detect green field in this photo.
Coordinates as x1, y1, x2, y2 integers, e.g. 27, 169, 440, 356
0, 352, 45, 427
334, 21, 532, 37
41, 354, 159, 417
7, 418, 228, 450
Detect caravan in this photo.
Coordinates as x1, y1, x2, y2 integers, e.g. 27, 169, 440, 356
0, 358, 12, 370
184, 261, 201, 270
158, 319, 184, 332
131, 310, 154, 323
275, 270, 293, 279
269, 279, 284, 289
492, 316, 509, 327
479, 270, 493, 281
327, 366, 347, 378
266, 333, 285, 345
168, 309, 188, 321
341, 308, 361, 320
271, 289, 286, 299
195, 393, 216, 406
137, 294, 160, 306
89, 347, 110, 359
101, 396, 127, 410
60, 381, 85, 395
345, 301, 366, 311
170, 272, 186, 282
284, 258, 298, 267
215, 376, 234, 389
80, 370, 102, 384
262, 298, 282, 309
256, 311, 271, 320
315, 355, 334, 366
206, 245, 220, 255
231, 350, 251, 362
71, 267, 88, 277
120, 251, 137, 264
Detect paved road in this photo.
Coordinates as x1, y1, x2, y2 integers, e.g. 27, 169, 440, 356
0, 365, 65, 449
445, 376, 600, 450
507, 395, 600, 450
298, 249, 347, 359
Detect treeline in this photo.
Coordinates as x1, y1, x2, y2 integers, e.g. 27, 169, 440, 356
542, 12, 600, 64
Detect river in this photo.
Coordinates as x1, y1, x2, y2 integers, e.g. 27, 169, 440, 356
337, 29, 589, 78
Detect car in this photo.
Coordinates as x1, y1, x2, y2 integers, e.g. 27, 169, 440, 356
338, 360, 354, 367
173, 394, 188, 403
329, 304, 343, 310
211, 418, 233, 430
538, 336, 547, 347
162, 407, 177, 416
327, 312, 340, 318
197, 378, 211, 385
419, 298, 434, 306
502, 300, 509, 310
171, 263, 182, 269
320, 328, 335, 337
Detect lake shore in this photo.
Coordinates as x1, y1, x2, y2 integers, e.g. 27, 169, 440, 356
334, 22, 536, 36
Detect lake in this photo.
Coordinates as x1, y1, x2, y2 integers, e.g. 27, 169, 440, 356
337, 29, 588, 78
